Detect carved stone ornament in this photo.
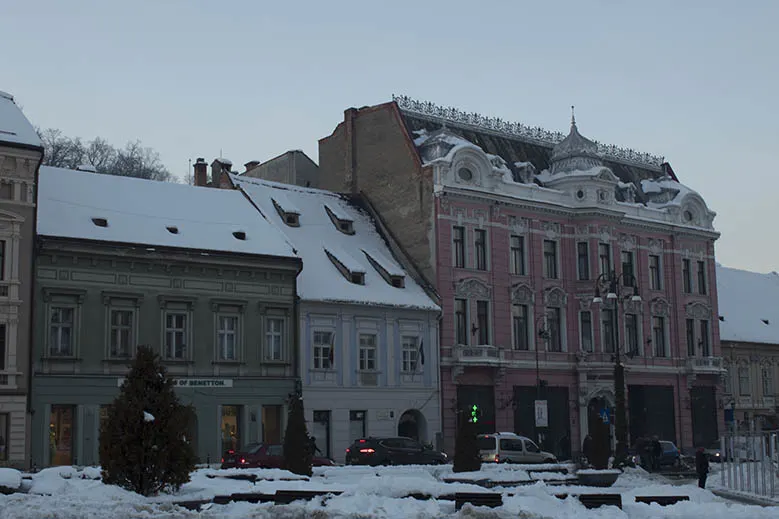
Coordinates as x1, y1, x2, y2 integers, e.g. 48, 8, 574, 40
650, 297, 670, 316
542, 221, 561, 238
574, 224, 590, 236
685, 302, 712, 319
510, 284, 534, 304
543, 287, 568, 307
438, 196, 451, 213
622, 299, 643, 314
455, 277, 492, 299
618, 233, 637, 251
599, 226, 612, 242
510, 217, 530, 234
647, 238, 664, 255
490, 204, 502, 219
578, 295, 594, 310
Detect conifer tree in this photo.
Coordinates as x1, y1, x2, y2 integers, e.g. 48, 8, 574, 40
453, 411, 482, 473
99, 346, 196, 496
282, 389, 313, 477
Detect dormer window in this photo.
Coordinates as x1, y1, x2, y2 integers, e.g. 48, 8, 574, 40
324, 247, 366, 285
92, 217, 108, 227
166, 226, 179, 234
232, 231, 246, 240
324, 205, 355, 235
362, 250, 406, 288
272, 197, 301, 227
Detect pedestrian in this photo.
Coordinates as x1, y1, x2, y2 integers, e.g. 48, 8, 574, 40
634, 436, 647, 469
581, 434, 593, 467
651, 437, 662, 471
695, 447, 709, 488
558, 433, 571, 461
309, 435, 322, 456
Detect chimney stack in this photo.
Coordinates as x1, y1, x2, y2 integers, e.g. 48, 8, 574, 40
244, 160, 260, 173
193, 158, 207, 186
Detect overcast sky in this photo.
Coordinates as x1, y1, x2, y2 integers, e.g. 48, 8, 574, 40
2, 0, 777, 273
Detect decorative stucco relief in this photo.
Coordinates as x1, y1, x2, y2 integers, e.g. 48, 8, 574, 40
455, 277, 491, 299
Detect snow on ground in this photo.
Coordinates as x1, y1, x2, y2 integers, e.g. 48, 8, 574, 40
1, 464, 776, 518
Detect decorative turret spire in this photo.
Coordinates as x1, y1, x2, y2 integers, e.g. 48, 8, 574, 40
549, 107, 603, 175
571, 105, 576, 127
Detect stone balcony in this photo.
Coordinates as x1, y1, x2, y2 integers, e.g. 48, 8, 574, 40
686, 356, 724, 374
452, 344, 506, 366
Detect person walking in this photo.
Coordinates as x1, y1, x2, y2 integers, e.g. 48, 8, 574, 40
581, 434, 593, 467
695, 447, 710, 488
309, 435, 322, 456
651, 437, 662, 472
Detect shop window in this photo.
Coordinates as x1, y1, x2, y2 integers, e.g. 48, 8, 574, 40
349, 410, 366, 442
312, 410, 331, 459
262, 405, 282, 444
221, 405, 241, 455
50, 405, 75, 466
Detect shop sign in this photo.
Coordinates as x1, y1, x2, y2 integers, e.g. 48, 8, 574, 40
117, 378, 234, 388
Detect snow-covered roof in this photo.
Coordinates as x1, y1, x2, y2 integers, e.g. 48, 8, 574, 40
37, 166, 298, 260
0, 91, 42, 148
231, 174, 439, 310
717, 264, 779, 345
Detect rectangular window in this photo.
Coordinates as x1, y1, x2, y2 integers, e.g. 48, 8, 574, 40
349, 410, 367, 442
738, 366, 750, 395
475, 229, 487, 270
699, 320, 710, 356
580, 311, 593, 352
512, 304, 529, 350
220, 405, 241, 454
455, 299, 468, 345
697, 260, 707, 295
599, 243, 612, 274
0, 324, 4, 371
50, 307, 74, 357
0, 241, 5, 281
266, 317, 284, 361
649, 255, 661, 290
0, 413, 8, 461
762, 367, 774, 396
621, 251, 635, 286
453, 226, 465, 268
577, 242, 590, 280
601, 309, 615, 353
262, 405, 282, 444
653, 316, 666, 357
313, 331, 333, 369
682, 259, 692, 293
476, 300, 490, 344
510, 235, 526, 275
401, 336, 419, 372
217, 315, 238, 360
164, 312, 187, 360
546, 307, 562, 352
49, 405, 75, 466
543, 240, 558, 279
625, 313, 639, 355
686, 319, 695, 357
109, 309, 133, 358
313, 410, 331, 459
359, 333, 377, 371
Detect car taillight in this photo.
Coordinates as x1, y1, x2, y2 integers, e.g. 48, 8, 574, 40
221, 458, 224, 463
240, 458, 246, 464
359, 448, 375, 454
346, 448, 350, 453
359, 439, 366, 443
495, 455, 500, 463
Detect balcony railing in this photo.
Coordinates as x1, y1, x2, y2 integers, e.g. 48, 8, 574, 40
0, 372, 17, 387
453, 344, 506, 365
686, 356, 724, 374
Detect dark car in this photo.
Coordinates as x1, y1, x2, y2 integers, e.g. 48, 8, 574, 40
658, 441, 681, 467
221, 442, 336, 469
345, 437, 448, 466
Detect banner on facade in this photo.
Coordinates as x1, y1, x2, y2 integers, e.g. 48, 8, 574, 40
117, 378, 234, 388
534, 399, 548, 427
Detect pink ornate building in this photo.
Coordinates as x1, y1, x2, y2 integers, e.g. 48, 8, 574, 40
317, 96, 723, 457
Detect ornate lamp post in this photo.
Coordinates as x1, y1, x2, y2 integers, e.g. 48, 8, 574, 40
592, 271, 641, 463
534, 312, 551, 448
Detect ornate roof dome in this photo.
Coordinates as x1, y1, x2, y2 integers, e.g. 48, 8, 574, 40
549, 107, 603, 175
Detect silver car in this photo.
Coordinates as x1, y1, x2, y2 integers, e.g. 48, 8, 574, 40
478, 432, 558, 464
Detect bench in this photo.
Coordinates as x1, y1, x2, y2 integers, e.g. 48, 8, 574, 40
227, 492, 276, 504
555, 493, 623, 509
635, 495, 690, 506
274, 489, 343, 505
172, 499, 212, 511
454, 492, 503, 510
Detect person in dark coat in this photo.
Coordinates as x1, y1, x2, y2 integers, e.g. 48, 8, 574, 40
309, 435, 322, 456
582, 434, 593, 466
558, 433, 571, 461
651, 437, 662, 471
695, 447, 710, 488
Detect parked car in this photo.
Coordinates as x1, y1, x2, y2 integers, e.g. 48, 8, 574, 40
702, 440, 723, 462
345, 437, 448, 466
478, 432, 558, 464
658, 440, 681, 467
221, 443, 336, 469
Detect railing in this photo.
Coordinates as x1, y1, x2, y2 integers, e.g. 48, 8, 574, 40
686, 356, 724, 374
453, 345, 505, 365
720, 431, 778, 499
0, 372, 16, 386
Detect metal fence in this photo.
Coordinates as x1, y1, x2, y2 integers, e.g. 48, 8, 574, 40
720, 431, 778, 498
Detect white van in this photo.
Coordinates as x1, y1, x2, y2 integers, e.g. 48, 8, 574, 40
478, 432, 557, 464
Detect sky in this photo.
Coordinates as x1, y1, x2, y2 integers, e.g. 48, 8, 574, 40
2, 0, 778, 273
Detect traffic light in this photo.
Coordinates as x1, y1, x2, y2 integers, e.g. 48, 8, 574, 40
470, 404, 480, 423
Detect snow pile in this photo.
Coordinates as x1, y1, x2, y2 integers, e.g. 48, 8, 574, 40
716, 264, 779, 344
37, 166, 298, 260
143, 411, 155, 423
0, 468, 21, 491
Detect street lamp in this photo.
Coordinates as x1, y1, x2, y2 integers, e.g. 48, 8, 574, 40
534, 312, 551, 448
592, 270, 641, 463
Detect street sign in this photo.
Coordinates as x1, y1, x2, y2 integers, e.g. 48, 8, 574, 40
600, 408, 610, 424
534, 400, 548, 427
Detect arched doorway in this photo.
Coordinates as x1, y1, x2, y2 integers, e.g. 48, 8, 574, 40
397, 410, 428, 443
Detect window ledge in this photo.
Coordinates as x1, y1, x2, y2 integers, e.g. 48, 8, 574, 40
161, 359, 194, 365
212, 360, 244, 366
102, 357, 133, 363
309, 368, 336, 373
44, 355, 81, 362
355, 369, 382, 374
263, 359, 290, 365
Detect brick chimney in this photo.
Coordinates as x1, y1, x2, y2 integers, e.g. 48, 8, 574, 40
193, 158, 207, 186
244, 160, 260, 173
